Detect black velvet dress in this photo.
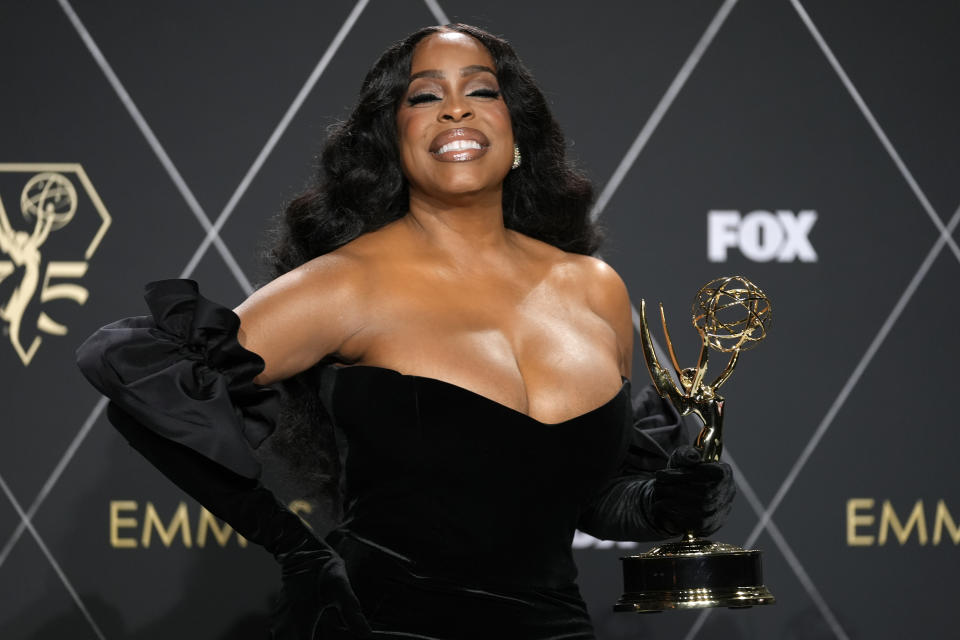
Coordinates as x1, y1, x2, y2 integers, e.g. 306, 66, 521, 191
76, 280, 686, 639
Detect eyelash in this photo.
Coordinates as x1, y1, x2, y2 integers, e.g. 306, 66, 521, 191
407, 93, 440, 105
406, 88, 501, 105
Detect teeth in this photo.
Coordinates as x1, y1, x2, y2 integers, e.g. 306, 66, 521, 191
436, 139, 482, 154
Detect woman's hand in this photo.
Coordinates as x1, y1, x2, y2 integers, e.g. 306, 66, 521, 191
102, 403, 370, 639
270, 533, 372, 639
647, 445, 736, 537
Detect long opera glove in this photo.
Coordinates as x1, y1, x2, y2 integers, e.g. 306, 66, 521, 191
577, 385, 736, 540
77, 279, 370, 638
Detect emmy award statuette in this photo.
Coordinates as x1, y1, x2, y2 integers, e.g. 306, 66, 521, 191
615, 275, 776, 612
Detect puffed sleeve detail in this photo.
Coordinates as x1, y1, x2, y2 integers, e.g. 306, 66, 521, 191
75, 279, 279, 479
577, 383, 688, 541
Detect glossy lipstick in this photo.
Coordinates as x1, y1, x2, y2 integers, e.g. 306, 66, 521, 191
429, 127, 490, 162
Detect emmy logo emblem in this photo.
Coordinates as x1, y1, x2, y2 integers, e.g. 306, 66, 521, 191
0, 173, 78, 364
615, 275, 775, 612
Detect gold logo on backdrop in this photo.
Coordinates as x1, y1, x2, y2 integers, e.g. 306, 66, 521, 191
0, 164, 111, 365
108, 499, 320, 549
846, 498, 960, 547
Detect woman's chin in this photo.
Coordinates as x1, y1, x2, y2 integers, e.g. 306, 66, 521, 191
414, 177, 504, 204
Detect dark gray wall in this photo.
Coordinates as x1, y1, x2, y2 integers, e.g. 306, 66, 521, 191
1, 1, 957, 638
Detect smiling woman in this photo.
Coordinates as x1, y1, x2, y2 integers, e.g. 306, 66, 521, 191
76, 23, 735, 640
397, 32, 514, 197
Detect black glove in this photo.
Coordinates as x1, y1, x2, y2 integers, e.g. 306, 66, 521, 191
107, 403, 371, 639
268, 522, 371, 639
647, 444, 736, 537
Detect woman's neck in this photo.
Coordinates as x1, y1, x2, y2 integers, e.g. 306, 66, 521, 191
404, 188, 514, 261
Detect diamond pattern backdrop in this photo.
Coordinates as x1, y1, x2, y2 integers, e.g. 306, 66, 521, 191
1, 1, 957, 638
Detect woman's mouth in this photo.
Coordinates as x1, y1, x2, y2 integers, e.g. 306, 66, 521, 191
430, 128, 490, 162
436, 139, 483, 154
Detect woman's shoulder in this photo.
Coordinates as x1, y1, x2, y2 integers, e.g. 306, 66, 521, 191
286, 223, 403, 290
234, 244, 378, 382
564, 252, 627, 291
561, 253, 630, 321
267, 250, 370, 307
510, 232, 631, 328
273, 221, 411, 312
512, 232, 629, 301
522, 239, 634, 368
313, 218, 409, 271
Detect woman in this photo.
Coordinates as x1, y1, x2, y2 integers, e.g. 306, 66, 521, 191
77, 24, 734, 639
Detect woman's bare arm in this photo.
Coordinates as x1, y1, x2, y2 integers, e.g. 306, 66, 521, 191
234, 253, 367, 385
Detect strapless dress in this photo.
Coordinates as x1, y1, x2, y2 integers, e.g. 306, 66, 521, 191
317, 364, 632, 638
75, 280, 687, 640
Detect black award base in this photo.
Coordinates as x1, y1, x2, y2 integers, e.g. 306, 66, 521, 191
615, 536, 776, 613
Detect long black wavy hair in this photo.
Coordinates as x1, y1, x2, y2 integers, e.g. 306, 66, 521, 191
263, 24, 601, 509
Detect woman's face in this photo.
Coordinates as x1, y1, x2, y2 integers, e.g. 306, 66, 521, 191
396, 31, 514, 204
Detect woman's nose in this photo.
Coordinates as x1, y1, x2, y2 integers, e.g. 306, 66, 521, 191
440, 97, 472, 122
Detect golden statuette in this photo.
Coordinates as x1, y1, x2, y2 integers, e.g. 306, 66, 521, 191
639, 275, 771, 462
615, 275, 776, 613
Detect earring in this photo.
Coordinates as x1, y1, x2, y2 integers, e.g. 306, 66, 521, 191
511, 144, 521, 170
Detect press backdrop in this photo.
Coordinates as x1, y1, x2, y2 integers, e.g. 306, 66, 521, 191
2, 1, 958, 639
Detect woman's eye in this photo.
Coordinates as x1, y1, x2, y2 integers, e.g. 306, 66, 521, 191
407, 93, 440, 105
469, 88, 501, 99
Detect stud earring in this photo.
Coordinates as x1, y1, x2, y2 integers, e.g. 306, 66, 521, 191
511, 144, 521, 170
